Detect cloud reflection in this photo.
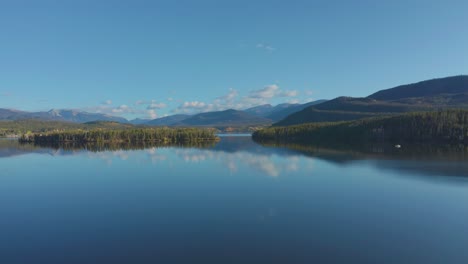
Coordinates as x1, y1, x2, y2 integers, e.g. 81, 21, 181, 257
3, 137, 309, 177
174, 148, 305, 178
146, 147, 167, 163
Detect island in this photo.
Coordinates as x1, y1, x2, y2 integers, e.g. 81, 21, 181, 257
19, 127, 219, 144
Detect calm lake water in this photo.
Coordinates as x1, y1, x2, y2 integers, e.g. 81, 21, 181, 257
1, 135, 468, 264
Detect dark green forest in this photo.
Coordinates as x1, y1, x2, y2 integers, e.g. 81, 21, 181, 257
19, 127, 219, 144
253, 110, 468, 146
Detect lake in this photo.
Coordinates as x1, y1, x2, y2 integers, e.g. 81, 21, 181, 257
1, 135, 468, 263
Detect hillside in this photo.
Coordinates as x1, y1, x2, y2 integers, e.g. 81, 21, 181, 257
274, 107, 381, 126
275, 76, 468, 126
368, 75, 468, 101
254, 110, 468, 146
313, 97, 427, 113
266, 100, 328, 121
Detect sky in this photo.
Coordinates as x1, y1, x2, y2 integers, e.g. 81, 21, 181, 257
1, 0, 467, 120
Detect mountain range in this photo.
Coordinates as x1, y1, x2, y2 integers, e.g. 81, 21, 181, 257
275, 75, 468, 126
144, 114, 190, 126
2, 75, 467, 128
244, 100, 327, 121
140, 100, 328, 127
0, 100, 326, 127
0, 109, 128, 123
172, 109, 271, 126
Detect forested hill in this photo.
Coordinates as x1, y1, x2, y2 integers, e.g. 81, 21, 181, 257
254, 110, 468, 145
368, 75, 468, 101
275, 75, 468, 126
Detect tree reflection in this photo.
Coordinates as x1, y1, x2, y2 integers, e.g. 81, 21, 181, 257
19, 141, 217, 152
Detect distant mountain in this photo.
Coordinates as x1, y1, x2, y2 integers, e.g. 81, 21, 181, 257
45, 109, 128, 123
244, 104, 273, 116
146, 114, 191, 126
275, 76, 468, 126
368, 75, 468, 101
0, 109, 26, 120
0, 108, 128, 123
244, 100, 328, 122
174, 109, 271, 126
266, 100, 328, 121
129, 118, 152, 125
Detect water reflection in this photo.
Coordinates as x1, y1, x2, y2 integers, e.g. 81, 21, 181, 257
258, 142, 468, 179
0, 139, 53, 158
25, 140, 218, 152
3, 136, 468, 179
2, 136, 468, 263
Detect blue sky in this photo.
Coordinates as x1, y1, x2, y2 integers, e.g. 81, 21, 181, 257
1, 0, 467, 119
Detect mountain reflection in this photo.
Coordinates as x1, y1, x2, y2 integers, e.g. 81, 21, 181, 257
3, 136, 468, 179
257, 142, 468, 178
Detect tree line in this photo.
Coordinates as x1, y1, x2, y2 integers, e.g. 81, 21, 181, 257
252, 110, 468, 145
19, 127, 219, 144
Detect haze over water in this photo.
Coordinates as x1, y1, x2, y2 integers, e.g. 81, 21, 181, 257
1, 136, 468, 263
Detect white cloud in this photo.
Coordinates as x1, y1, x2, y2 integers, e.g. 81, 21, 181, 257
135, 100, 148, 105
216, 88, 238, 103
249, 84, 279, 99
182, 101, 206, 109
246, 85, 298, 105
172, 84, 301, 114
279, 90, 298, 97
173, 101, 209, 114
305, 90, 314, 96
173, 88, 243, 114
85, 100, 143, 117
147, 109, 158, 119
256, 43, 275, 52
147, 102, 167, 110
135, 99, 167, 110
112, 104, 134, 114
